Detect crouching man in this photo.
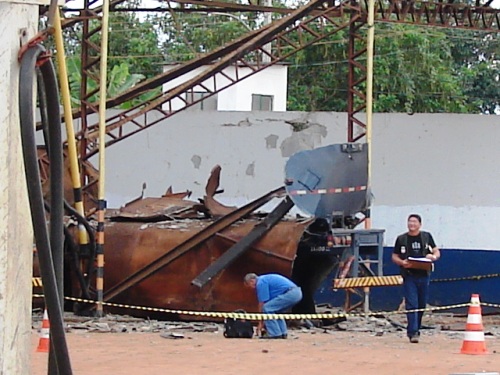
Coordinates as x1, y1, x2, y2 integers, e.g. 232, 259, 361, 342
244, 273, 302, 339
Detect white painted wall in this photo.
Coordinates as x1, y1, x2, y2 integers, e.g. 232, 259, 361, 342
0, 2, 39, 373
369, 113, 500, 251
93, 111, 500, 252
162, 64, 288, 111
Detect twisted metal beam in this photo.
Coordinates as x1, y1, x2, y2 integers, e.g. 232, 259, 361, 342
81, 0, 356, 159
69, 0, 499, 158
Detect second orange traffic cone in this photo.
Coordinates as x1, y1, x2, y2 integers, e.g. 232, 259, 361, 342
36, 309, 50, 353
460, 294, 488, 355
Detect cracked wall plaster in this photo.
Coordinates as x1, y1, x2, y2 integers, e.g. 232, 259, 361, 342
280, 124, 328, 157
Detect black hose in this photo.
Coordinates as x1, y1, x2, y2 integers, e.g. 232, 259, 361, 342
39, 47, 66, 375
37, 69, 51, 152
63, 226, 91, 298
45, 200, 94, 314
19, 43, 72, 375
42, 53, 65, 312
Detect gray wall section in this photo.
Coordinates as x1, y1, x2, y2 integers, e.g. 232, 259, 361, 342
97, 111, 348, 205
91, 110, 499, 249
371, 113, 498, 207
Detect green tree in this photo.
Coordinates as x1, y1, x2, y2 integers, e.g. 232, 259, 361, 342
59, 3, 498, 114
61, 4, 164, 77
65, 56, 149, 108
446, 29, 500, 114
285, 0, 498, 114
59, 2, 164, 108
156, 12, 255, 62
372, 24, 469, 113
287, 39, 349, 111
107, 10, 164, 77
287, 24, 472, 113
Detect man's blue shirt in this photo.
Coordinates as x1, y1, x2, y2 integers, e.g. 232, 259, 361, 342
256, 274, 297, 303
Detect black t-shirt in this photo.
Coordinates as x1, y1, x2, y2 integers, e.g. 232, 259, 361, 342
394, 231, 436, 275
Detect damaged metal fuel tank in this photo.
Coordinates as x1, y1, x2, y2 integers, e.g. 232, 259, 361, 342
101, 216, 309, 316
35, 143, 373, 319
67, 165, 312, 318
285, 143, 369, 218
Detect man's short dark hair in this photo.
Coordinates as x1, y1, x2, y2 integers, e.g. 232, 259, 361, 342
408, 214, 422, 223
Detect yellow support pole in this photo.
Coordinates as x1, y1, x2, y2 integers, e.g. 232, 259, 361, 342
53, 10, 89, 244
364, 0, 375, 230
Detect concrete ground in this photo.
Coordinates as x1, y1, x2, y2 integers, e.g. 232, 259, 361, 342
31, 323, 500, 375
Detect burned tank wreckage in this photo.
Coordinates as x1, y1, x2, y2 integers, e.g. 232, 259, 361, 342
34, 143, 374, 319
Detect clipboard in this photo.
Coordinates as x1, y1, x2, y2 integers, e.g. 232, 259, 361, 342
407, 257, 434, 271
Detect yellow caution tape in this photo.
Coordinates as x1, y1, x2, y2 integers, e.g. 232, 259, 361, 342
480, 302, 500, 309
32, 293, 487, 320
431, 273, 500, 283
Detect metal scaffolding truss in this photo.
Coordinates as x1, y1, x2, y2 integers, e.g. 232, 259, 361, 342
68, 0, 500, 160
79, 0, 105, 165
347, 17, 367, 142
81, 0, 360, 158
374, 0, 500, 29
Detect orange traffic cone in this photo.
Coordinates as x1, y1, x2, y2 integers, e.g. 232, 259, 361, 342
460, 294, 488, 355
36, 309, 50, 353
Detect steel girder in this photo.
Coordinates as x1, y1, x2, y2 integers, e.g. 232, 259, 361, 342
79, 0, 104, 194
373, 0, 500, 30
81, 0, 358, 159
347, 15, 367, 143
73, 0, 500, 158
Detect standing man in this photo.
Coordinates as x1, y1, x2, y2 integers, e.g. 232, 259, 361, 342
244, 273, 302, 339
392, 214, 440, 343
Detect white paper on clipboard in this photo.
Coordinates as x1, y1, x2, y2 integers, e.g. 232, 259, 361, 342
408, 257, 432, 263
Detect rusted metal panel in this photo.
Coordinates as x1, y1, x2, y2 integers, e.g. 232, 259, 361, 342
110, 165, 237, 221
102, 186, 285, 303
33, 159, 307, 317
101, 218, 309, 315
115, 196, 202, 221
203, 165, 237, 218
192, 196, 296, 288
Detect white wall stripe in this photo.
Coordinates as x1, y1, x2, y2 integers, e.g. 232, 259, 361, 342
371, 205, 500, 250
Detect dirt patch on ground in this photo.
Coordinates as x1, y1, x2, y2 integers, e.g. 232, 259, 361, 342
32, 326, 499, 375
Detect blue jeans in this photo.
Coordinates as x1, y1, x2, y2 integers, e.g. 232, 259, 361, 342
403, 273, 430, 338
262, 287, 303, 337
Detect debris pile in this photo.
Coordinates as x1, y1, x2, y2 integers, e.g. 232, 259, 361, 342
31, 310, 500, 339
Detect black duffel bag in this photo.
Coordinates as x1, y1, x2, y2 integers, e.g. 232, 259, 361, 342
223, 310, 254, 338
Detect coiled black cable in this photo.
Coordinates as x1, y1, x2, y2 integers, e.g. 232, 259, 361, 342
19, 43, 72, 375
